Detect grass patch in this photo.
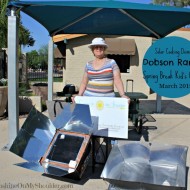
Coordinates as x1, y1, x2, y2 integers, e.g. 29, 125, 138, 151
29, 77, 62, 83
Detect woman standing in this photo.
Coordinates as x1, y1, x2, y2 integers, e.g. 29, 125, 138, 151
76, 37, 130, 103
74, 37, 130, 163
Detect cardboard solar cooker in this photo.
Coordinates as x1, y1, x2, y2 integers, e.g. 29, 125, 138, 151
101, 140, 188, 190
10, 104, 93, 179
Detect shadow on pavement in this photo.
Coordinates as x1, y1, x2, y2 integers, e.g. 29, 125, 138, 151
42, 164, 104, 185
140, 100, 190, 114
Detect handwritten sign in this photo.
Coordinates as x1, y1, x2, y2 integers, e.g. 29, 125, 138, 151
75, 96, 128, 139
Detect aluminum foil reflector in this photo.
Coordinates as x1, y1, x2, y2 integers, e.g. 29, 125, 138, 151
101, 141, 188, 190
10, 107, 55, 162
10, 104, 92, 179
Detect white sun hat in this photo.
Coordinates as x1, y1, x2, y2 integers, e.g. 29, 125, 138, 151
88, 37, 108, 49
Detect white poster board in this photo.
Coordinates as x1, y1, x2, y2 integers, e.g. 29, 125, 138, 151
75, 96, 128, 139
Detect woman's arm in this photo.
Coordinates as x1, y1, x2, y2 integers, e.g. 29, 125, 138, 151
114, 69, 130, 103
72, 71, 88, 103
78, 71, 88, 96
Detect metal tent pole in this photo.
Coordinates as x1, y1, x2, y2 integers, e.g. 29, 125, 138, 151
156, 94, 162, 113
152, 39, 162, 113
48, 37, 54, 101
7, 8, 19, 147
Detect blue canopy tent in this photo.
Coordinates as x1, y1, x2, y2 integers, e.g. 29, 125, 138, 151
6, 0, 190, 146
8, 0, 190, 37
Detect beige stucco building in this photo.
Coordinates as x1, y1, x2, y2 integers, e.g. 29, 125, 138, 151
55, 35, 152, 93
53, 29, 190, 105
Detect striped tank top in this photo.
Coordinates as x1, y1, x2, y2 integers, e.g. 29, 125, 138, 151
83, 58, 119, 97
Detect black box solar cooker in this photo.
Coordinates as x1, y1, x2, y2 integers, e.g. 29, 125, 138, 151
10, 103, 93, 179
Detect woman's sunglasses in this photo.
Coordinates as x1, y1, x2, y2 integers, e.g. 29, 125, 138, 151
93, 45, 105, 49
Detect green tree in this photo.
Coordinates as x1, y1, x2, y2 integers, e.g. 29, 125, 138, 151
0, 0, 8, 48
27, 45, 48, 70
27, 50, 39, 69
38, 44, 48, 70
19, 23, 35, 48
38, 44, 48, 55
152, 0, 190, 7
0, 0, 35, 49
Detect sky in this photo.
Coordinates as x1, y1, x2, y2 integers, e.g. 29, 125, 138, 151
21, 0, 152, 53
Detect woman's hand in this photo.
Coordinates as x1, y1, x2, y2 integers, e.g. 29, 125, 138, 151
71, 94, 77, 103
71, 94, 82, 103
121, 94, 130, 104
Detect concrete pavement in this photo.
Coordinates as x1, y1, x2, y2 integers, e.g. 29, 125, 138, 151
1, 101, 190, 190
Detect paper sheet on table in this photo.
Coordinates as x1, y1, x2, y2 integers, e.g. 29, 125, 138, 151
75, 96, 128, 139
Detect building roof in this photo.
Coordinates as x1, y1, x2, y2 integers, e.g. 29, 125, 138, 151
53, 34, 87, 43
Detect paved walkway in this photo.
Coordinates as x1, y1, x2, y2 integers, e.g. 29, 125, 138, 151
0, 100, 190, 190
